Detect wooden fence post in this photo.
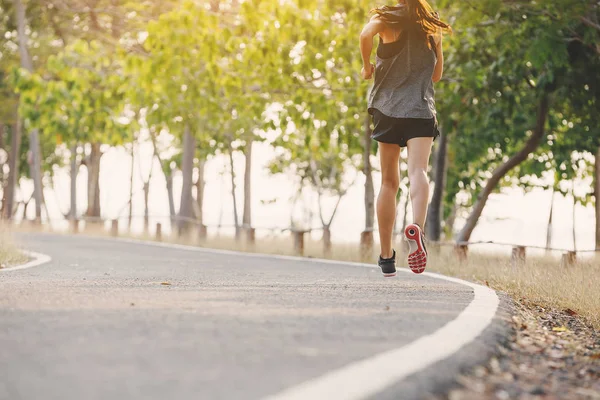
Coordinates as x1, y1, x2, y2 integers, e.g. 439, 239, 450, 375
561, 251, 576, 267
110, 219, 118, 237
245, 227, 256, 245
454, 244, 468, 261
511, 246, 526, 266
360, 230, 374, 260
70, 218, 79, 233
155, 223, 162, 242
198, 224, 207, 241
293, 230, 305, 256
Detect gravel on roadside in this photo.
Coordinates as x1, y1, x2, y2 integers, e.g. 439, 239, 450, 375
430, 298, 600, 400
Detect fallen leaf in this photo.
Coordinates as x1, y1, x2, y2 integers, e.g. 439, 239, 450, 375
590, 353, 600, 360
485, 280, 490, 287
564, 308, 578, 316
161, 282, 171, 286
552, 326, 568, 332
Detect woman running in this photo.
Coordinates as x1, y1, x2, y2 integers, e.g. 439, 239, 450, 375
359, 0, 451, 276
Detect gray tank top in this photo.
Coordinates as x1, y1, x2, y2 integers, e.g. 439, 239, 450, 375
367, 27, 437, 119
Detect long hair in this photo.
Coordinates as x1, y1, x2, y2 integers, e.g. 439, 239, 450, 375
371, 0, 452, 36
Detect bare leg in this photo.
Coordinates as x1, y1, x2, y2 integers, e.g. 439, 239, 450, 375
376, 142, 401, 259
406, 137, 433, 228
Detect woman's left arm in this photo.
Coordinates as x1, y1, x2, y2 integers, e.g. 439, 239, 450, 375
432, 32, 444, 83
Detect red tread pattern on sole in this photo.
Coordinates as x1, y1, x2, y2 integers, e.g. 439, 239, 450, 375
405, 224, 428, 274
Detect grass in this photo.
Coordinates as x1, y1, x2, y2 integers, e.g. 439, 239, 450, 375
9, 221, 600, 328
0, 226, 28, 268
426, 249, 600, 329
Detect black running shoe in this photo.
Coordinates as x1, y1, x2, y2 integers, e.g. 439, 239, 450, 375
378, 250, 397, 277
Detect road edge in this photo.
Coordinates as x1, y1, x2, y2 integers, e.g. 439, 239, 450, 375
0, 250, 52, 272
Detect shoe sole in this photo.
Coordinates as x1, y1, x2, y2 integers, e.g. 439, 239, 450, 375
382, 272, 396, 277
405, 224, 427, 274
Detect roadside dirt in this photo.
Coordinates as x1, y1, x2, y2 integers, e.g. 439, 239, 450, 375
433, 299, 600, 400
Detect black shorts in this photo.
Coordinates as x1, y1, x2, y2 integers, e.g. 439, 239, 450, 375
371, 109, 440, 147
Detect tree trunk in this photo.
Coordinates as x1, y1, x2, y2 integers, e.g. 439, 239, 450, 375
595, 146, 600, 250
426, 128, 447, 241
142, 152, 155, 235
242, 138, 253, 231
15, 0, 33, 72
178, 125, 195, 235
15, 0, 43, 222
85, 143, 102, 219
128, 141, 135, 229
572, 182, 577, 252
143, 181, 150, 234
0, 123, 5, 216
69, 144, 78, 221
361, 115, 375, 254
401, 189, 410, 252
545, 187, 554, 251
228, 140, 240, 237
196, 158, 205, 226
0, 124, 4, 189
29, 129, 43, 221
457, 94, 550, 243
22, 195, 32, 220
3, 122, 21, 220
363, 114, 375, 231
323, 225, 332, 255
430, 140, 438, 186
166, 170, 176, 226
444, 201, 457, 238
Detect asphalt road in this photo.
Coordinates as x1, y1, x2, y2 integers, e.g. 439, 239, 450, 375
0, 233, 505, 400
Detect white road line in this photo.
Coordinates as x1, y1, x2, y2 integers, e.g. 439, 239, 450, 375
0, 251, 52, 272
263, 280, 498, 400
24, 233, 500, 399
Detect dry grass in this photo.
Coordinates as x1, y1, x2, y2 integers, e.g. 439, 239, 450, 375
0, 226, 28, 268
426, 249, 600, 329
9, 222, 600, 328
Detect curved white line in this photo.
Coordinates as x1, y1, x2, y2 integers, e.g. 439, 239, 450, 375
35, 234, 500, 399
0, 251, 52, 272
263, 278, 499, 400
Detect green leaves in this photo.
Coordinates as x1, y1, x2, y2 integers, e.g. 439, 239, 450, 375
435, 0, 599, 223
15, 38, 130, 149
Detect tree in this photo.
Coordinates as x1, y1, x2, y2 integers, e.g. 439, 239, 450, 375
596, 148, 600, 250
127, 1, 224, 234
14, 39, 130, 221
432, 0, 599, 243
426, 128, 448, 241
266, 0, 372, 245
14, 0, 44, 221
